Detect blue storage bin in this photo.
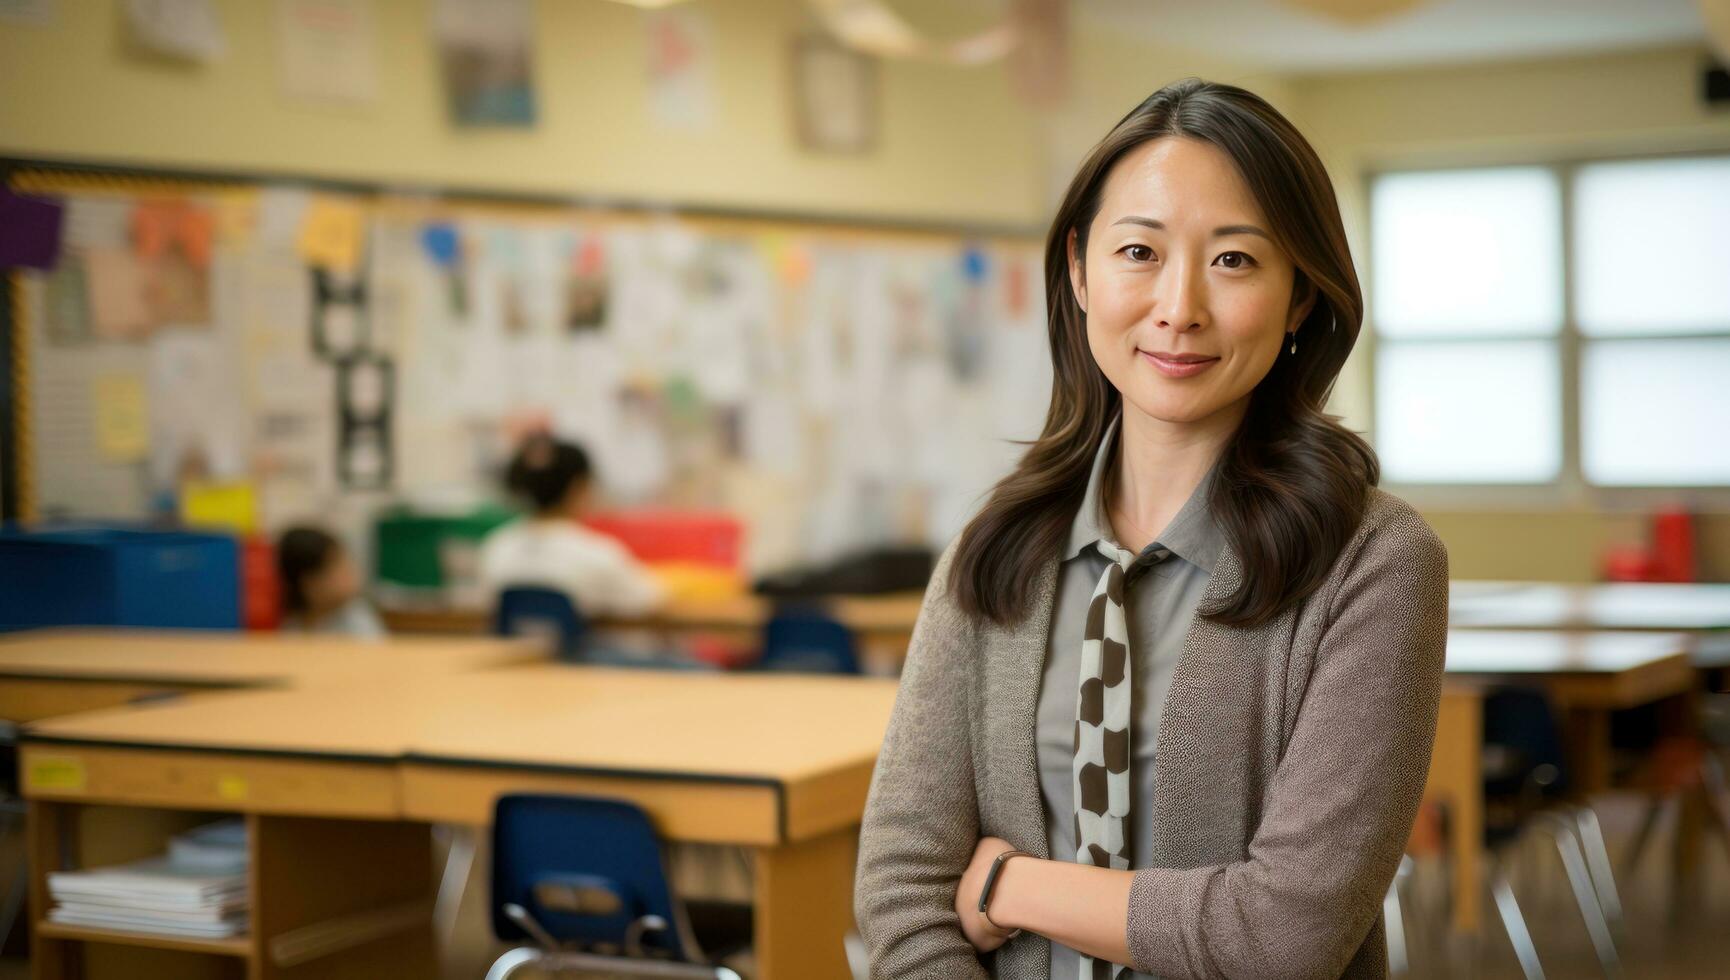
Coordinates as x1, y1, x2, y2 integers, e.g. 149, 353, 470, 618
0, 527, 241, 632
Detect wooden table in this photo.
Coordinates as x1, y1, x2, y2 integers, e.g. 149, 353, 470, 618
1423, 629, 1696, 934
0, 629, 547, 723
379, 592, 926, 665
20, 666, 898, 980
1451, 580, 1730, 637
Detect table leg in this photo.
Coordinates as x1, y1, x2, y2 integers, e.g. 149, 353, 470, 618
1564, 708, 1613, 796
1429, 688, 1484, 934
752, 827, 857, 980
27, 802, 76, 980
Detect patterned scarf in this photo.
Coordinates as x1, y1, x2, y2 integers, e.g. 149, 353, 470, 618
1072, 539, 1170, 980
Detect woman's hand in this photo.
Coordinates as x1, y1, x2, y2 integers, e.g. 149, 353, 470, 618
954, 836, 1022, 952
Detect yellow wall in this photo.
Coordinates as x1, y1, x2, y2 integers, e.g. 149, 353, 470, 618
6, 1, 1725, 580
0, 0, 1287, 230
1290, 44, 1730, 581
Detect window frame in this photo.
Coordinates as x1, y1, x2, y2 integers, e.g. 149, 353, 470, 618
1363, 147, 1730, 510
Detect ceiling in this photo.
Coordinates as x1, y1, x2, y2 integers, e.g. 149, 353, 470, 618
1077, 0, 1710, 73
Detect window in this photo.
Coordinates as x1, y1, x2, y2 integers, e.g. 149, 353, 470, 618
1370, 154, 1730, 489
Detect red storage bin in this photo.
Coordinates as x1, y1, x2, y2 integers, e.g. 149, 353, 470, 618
242, 534, 281, 631
583, 511, 743, 569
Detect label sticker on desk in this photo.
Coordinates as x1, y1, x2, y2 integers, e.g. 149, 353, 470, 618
216, 775, 249, 801
29, 756, 87, 792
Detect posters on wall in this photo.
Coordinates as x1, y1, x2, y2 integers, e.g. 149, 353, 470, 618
645, 7, 715, 131
0, 0, 54, 26
123, 0, 225, 62
276, 0, 379, 105
434, 0, 537, 127
25, 185, 1049, 570
0, 188, 64, 270
92, 373, 150, 463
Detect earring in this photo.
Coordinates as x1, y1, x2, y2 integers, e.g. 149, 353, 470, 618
1287, 332, 1297, 355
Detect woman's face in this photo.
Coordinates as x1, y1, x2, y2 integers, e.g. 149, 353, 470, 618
1069, 136, 1311, 429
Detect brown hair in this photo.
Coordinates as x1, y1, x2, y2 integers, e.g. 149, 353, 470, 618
950, 77, 1377, 628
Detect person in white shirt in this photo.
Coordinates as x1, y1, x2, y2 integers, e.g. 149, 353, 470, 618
478, 435, 666, 618
276, 526, 387, 638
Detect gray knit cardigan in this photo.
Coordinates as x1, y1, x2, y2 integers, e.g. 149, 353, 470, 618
854, 488, 1449, 980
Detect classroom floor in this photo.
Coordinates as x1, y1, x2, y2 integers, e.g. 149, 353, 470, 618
1, 793, 1724, 979
1400, 792, 1730, 979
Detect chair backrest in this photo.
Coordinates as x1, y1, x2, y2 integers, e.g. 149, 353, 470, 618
1482, 684, 1571, 799
493, 586, 588, 662
490, 793, 697, 957
759, 605, 860, 675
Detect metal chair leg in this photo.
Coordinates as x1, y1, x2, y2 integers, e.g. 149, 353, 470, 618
484, 946, 544, 980
1570, 805, 1624, 934
433, 824, 477, 948
845, 929, 870, 980
1536, 814, 1621, 978
519, 950, 743, 978
1384, 855, 1413, 976
1491, 865, 1545, 980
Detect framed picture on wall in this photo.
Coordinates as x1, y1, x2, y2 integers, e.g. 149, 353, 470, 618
791, 34, 878, 155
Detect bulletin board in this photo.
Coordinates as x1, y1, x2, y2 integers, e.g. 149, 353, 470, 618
2, 159, 1053, 576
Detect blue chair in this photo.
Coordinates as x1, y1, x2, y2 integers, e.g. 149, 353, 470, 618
493, 586, 589, 663
485, 794, 751, 980
759, 605, 861, 675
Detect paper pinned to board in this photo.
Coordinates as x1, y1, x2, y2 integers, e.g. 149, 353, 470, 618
148, 329, 245, 487
93, 373, 150, 463
84, 247, 155, 340
62, 198, 133, 250
297, 197, 366, 272
255, 187, 311, 248
0, 188, 64, 270
132, 199, 215, 269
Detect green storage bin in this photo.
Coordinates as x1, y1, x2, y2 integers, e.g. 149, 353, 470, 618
374, 505, 517, 590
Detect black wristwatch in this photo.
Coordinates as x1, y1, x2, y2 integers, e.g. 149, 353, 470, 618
976, 849, 1031, 939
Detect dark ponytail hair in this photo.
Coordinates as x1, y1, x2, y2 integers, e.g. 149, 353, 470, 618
505, 435, 593, 514
277, 526, 342, 616
950, 77, 1378, 629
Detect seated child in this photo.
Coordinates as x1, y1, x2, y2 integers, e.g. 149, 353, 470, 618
478, 435, 665, 617
276, 526, 385, 637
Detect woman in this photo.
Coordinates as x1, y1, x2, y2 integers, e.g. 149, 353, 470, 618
854, 78, 1448, 980
478, 434, 665, 617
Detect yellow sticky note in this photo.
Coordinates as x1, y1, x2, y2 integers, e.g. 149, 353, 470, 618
93, 373, 149, 462
216, 775, 249, 801
181, 480, 257, 535
298, 196, 366, 272
29, 756, 87, 792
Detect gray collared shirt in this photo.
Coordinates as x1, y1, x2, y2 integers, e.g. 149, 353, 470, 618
1037, 414, 1225, 980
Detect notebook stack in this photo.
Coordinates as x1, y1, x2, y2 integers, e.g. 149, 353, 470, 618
46, 820, 249, 939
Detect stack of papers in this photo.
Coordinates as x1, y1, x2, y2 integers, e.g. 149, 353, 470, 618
47, 821, 249, 939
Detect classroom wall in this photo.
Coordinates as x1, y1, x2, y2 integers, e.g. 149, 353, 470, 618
0, 0, 1290, 230
1289, 43, 1730, 582
7, 2, 1725, 582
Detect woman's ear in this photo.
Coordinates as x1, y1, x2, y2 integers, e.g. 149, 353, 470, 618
1287, 279, 1318, 334
1067, 228, 1088, 314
